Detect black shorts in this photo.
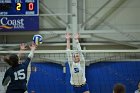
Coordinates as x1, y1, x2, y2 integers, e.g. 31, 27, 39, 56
6, 89, 25, 93
73, 83, 89, 93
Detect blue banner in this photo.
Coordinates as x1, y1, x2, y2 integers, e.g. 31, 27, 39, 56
0, 16, 39, 31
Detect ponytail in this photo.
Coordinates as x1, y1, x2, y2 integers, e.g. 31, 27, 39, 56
3, 56, 12, 66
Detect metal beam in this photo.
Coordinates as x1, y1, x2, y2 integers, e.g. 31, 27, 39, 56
71, 0, 78, 49
91, 34, 140, 49
0, 42, 140, 47
1, 50, 140, 53
84, 30, 140, 34
89, 0, 127, 29
83, 0, 136, 42
81, 0, 111, 28
40, 11, 60, 28
40, 1, 69, 28
39, 14, 72, 16
0, 34, 60, 51
77, 0, 84, 24
0, 30, 139, 35
39, 3, 64, 28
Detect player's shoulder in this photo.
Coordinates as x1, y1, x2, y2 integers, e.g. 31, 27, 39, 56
24, 57, 31, 62
5, 66, 13, 73
8, 66, 13, 70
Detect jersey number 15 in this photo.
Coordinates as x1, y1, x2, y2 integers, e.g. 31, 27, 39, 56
14, 69, 26, 80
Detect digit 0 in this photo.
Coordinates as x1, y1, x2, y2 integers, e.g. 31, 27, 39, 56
28, 3, 34, 11
16, 3, 21, 11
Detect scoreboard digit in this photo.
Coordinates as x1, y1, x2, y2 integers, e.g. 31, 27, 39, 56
26, 2, 34, 11
16, 3, 22, 11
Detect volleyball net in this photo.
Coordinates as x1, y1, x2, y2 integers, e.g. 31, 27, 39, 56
0, 50, 140, 65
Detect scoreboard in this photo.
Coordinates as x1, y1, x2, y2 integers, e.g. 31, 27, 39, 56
0, 0, 39, 31
0, 0, 38, 15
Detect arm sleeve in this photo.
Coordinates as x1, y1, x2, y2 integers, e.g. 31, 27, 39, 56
66, 49, 73, 67
2, 70, 10, 86
22, 50, 34, 67
22, 57, 31, 68
75, 40, 85, 65
28, 50, 34, 59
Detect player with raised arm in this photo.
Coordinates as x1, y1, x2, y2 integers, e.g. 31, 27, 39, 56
66, 33, 90, 93
2, 43, 36, 93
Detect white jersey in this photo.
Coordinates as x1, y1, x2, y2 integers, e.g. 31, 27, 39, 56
66, 42, 86, 85
135, 90, 140, 93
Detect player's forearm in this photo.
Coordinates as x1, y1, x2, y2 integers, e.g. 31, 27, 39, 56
28, 49, 35, 59
75, 39, 83, 57
66, 49, 72, 61
2, 76, 10, 86
75, 39, 85, 63
75, 39, 82, 51
66, 49, 73, 67
18, 49, 24, 59
67, 39, 71, 49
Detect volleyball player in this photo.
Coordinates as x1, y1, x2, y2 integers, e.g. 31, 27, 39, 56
135, 81, 140, 93
2, 43, 36, 93
113, 83, 126, 93
66, 33, 90, 93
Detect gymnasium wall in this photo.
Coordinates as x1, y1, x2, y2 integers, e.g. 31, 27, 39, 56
28, 61, 140, 93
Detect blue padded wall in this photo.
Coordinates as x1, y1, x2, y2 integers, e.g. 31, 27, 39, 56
28, 61, 140, 93
86, 61, 140, 93
28, 62, 66, 93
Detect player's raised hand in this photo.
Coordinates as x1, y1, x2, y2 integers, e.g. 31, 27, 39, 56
74, 33, 80, 40
20, 43, 27, 50
65, 32, 71, 40
29, 42, 37, 51
18, 43, 27, 61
